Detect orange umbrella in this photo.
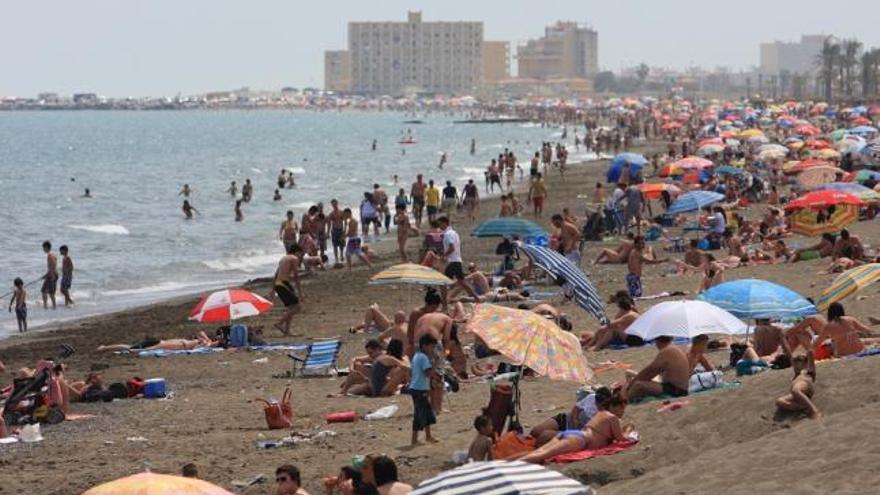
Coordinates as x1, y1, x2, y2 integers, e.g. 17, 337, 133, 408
638, 182, 682, 200
804, 139, 831, 150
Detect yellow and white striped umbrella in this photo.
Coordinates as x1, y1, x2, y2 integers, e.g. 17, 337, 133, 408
790, 204, 859, 237
817, 263, 880, 311
369, 263, 453, 286
83, 472, 234, 495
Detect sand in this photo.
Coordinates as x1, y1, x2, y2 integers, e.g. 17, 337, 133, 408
2, 138, 880, 495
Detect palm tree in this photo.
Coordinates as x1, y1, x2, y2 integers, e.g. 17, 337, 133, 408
841, 39, 863, 97
815, 37, 839, 100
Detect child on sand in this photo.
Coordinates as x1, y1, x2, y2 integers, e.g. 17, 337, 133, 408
8, 277, 27, 332
410, 334, 438, 446
467, 415, 494, 462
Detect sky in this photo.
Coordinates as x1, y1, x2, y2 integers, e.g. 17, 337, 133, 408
3, 0, 880, 97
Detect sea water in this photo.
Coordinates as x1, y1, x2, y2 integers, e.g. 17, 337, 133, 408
0, 110, 570, 336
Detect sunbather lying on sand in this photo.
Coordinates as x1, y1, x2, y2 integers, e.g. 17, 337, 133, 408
776, 352, 821, 419
592, 233, 634, 264
96, 331, 217, 352
515, 391, 632, 464
528, 386, 613, 446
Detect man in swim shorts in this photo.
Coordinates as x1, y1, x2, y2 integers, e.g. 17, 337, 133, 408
41, 240, 58, 309
343, 208, 372, 272
328, 199, 346, 265
273, 243, 303, 336
625, 335, 690, 401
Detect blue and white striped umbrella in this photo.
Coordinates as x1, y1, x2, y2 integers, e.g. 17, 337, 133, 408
472, 217, 548, 238
517, 243, 608, 325
696, 279, 817, 320
411, 460, 594, 495
667, 190, 725, 214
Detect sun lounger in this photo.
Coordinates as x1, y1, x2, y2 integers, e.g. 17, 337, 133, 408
549, 440, 638, 464
288, 339, 342, 376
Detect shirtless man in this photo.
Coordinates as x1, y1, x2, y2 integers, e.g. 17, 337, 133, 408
593, 233, 635, 265
724, 228, 746, 259
581, 296, 640, 351
552, 214, 582, 265
687, 334, 714, 373
179, 184, 192, 197
373, 183, 390, 233
406, 290, 443, 357
97, 331, 217, 353
273, 244, 304, 336
832, 229, 864, 261
626, 236, 668, 298
342, 208, 372, 272
413, 311, 454, 413
41, 241, 58, 309
464, 263, 491, 297
328, 199, 346, 265
674, 239, 707, 275
790, 233, 835, 263
411, 174, 427, 227
625, 335, 691, 401
182, 200, 199, 219
279, 211, 299, 254
59, 245, 74, 306
741, 319, 792, 364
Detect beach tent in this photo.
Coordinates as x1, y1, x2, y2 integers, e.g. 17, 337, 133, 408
606, 153, 647, 183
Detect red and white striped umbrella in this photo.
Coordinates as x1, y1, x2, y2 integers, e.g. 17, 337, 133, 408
188, 288, 273, 323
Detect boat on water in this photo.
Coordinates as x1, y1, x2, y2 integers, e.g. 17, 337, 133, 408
399, 138, 417, 144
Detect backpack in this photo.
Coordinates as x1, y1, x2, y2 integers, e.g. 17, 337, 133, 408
229, 324, 249, 348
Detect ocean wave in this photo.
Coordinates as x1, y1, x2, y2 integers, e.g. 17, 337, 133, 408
286, 201, 315, 210
202, 250, 279, 273
68, 224, 130, 235
101, 280, 223, 297
461, 167, 486, 175
250, 167, 264, 174
287, 167, 306, 174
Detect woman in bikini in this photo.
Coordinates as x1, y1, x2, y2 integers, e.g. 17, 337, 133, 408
516, 392, 631, 464
775, 352, 821, 419
812, 302, 877, 357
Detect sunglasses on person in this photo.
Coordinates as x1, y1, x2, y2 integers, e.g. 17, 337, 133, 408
276, 475, 291, 483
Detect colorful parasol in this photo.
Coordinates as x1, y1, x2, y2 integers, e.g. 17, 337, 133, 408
637, 182, 681, 199
789, 204, 859, 236
188, 289, 273, 323
467, 304, 593, 383
83, 472, 235, 495
784, 190, 865, 211
816, 263, 880, 311
369, 263, 453, 286
797, 165, 844, 190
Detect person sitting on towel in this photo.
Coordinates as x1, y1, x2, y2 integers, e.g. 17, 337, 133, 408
687, 335, 715, 374
528, 386, 613, 446
624, 335, 690, 400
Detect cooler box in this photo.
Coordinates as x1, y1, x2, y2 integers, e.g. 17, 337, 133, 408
144, 378, 166, 398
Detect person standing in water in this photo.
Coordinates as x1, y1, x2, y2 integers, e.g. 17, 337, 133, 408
9, 277, 27, 332
41, 241, 58, 310
438, 153, 447, 169
182, 200, 199, 219
470, 138, 476, 155
242, 179, 253, 202
227, 181, 238, 197
279, 211, 299, 253
372, 139, 377, 151
59, 245, 74, 306
235, 200, 244, 222
178, 184, 192, 197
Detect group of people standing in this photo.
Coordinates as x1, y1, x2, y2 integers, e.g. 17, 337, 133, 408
7, 241, 75, 332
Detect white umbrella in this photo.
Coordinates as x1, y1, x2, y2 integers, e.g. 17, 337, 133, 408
625, 300, 747, 340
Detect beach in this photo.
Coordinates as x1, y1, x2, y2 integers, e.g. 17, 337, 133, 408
3, 129, 880, 495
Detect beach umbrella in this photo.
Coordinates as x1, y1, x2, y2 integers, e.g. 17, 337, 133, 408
816, 264, 880, 311
673, 156, 714, 170
849, 125, 878, 136
715, 165, 745, 177
804, 139, 831, 150
811, 148, 841, 160
758, 144, 788, 154
638, 182, 681, 200
746, 134, 770, 144
188, 288, 273, 323
793, 124, 821, 136
369, 263, 453, 286
789, 204, 859, 236
815, 182, 880, 202
606, 153, 647, 182
467, 304, 593, 383
696, 143, 725, 156
625, 300, 747, 340
83, 472, 234, 495
783, 158, 834, 174
784, 190, 864, 211
738, 128, 765, 139
666, 190, 724, 214
696, 279, 817, 319
797, 165, 844, 190
852, 169, 880, 184
411, 460, 593, 495
472, 217, 548, 239
517, 243, 608, 324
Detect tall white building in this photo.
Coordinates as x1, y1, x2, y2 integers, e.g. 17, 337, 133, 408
347, 11, 483, 96
759, 35, 827, 76
517, 21, 598, 80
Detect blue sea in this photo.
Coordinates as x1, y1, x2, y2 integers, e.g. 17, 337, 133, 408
0, 110, 579, 336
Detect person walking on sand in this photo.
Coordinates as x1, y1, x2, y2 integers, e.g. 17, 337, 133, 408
273, 244, 303, 336
343, 208, 373, 272
437, 216, 480, 307
462, 179, 479, 222
328, 199, 346, 266
528, 173, 547, 218
8, 277, 27, 332
59, 245, 74, 306
182, 200, 199, 219
410, 334, 439, 446
411, 174, 427, 228
41, 241, 58, 310
394, 205, 418, 262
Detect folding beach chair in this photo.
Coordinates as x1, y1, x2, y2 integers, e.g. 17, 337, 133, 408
287, 339, 342, 377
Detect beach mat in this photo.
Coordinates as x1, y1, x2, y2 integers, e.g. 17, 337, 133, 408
135, 343, 308, 357
593, 361, 633, 374
550, 440, 638, 463
631, 381, 740, 405
65, 414, 97, 421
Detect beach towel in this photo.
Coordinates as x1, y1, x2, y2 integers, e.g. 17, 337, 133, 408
631, 381, 740, 405
549, 440, 638, 464
593, 361, 633, 374
493, 432, 537, 460
137, 347, 224, 357
64, 414, 97, 421
849, 347, 880, 359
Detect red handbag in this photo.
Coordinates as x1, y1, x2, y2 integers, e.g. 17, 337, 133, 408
256, 387, 293, 429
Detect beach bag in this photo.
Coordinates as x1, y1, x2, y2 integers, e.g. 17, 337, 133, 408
229, 324, 249, 348
256, 387, 293, 429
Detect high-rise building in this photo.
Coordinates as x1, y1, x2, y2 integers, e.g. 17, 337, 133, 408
517, 21, 598, 80
324, 50, 351, 92
347, 11, 483, 96
482, 41, 510, 84
759, 35, 827, 76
